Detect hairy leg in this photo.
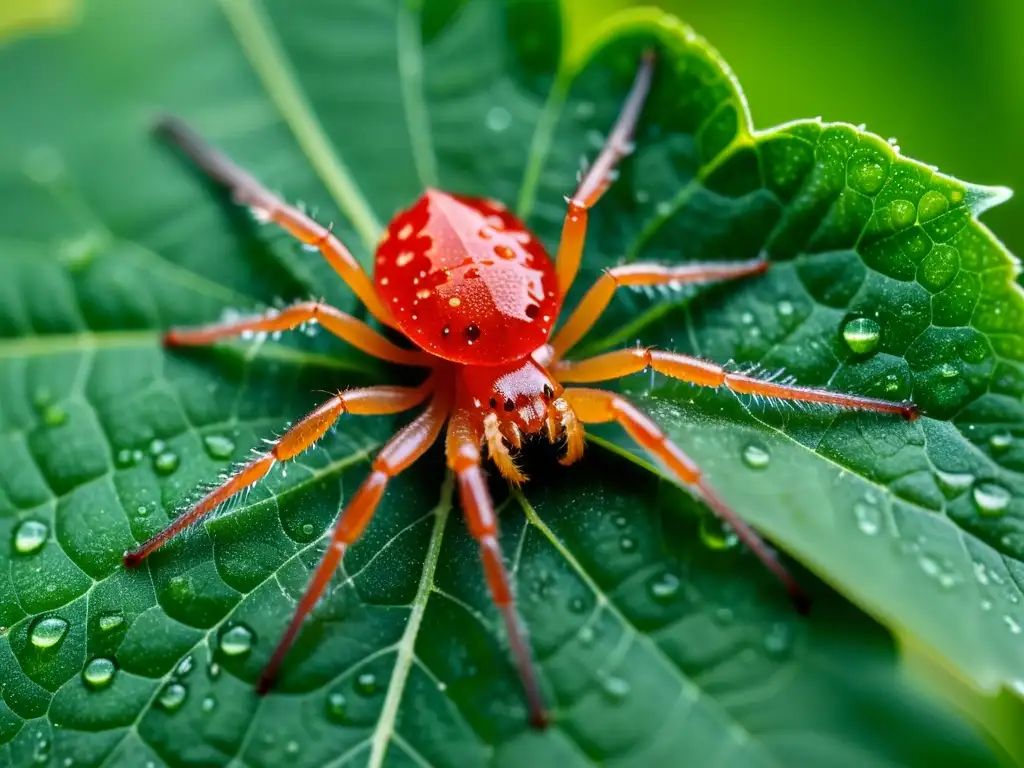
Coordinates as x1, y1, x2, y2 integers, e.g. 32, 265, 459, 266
555, 51, 655, 296
562, 387, 809, 612
551, 258, 767, 358
164, 300, 429, 366
555, 347, 919, 420
155, 116, 395, 327
257, 390, 452, 692
446, 409, 549, 729
123, 382, 433, 566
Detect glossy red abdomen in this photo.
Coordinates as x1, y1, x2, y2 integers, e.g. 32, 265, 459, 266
374, 189, 559, 366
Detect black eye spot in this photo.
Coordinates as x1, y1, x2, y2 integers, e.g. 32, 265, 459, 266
543, 384, 554, 399
465, 324, 481, 342
489, 397, 497, 409
525, 304, 539, 320
503, 399, 515, 412
441, 325, 451, 337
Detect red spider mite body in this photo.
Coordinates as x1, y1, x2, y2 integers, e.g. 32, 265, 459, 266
133, 51, 919, 731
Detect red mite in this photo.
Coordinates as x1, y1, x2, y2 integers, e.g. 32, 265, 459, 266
128, 53, 918, 729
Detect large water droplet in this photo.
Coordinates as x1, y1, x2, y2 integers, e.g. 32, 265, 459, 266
601, 676, 630, 701
42, 403, 67, 427
82, 658, 116, 689
990, 432, 1014, 453
203, 434, 235, 460
741, 443, 770, 470
158, 682, 188, 711
154, 451, 180, 476
700, 516, 738, 550
97, 612, 124, 633
972, 481, 1011, 517
842, 317, 881, 355
218, 624, 255, 656
29, 616, 68, 649
326, 691, 348, 722
848, 158, 886, 195
356, 672, 378, 696
648, 571, 680, 602
14, 520, 48, 554
485, 106, 512, 133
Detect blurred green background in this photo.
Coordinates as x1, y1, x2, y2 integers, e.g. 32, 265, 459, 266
570, 0, 1024, 258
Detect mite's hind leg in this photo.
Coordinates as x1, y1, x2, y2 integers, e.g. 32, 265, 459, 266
555, 348, 919, 420
555, 51, 655, 296
164, 300, 429, 367
123, 382, 433, 566
258, 390, 452, 693
154, 116, 395, 327
562, 387, 810, 612
446, 409, 549, 729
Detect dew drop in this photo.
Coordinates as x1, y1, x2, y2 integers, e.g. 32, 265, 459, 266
741, 443, 770, 470
568, 597, 587, 614
577, 625, 595, 646
612, 514, 628, 529
1003, 615, 1022, 635
286, 741, 300, 756
713, 607, 734, 625
175, 655, 195, 677
154, 451, 180, 475
203, 434, 235, 460
841, 317, 881, 355
356, 672, 378, 696
82, 657, 116, 689
853, 499, 882, 536
776, 300, 794, 317
208, 662, 222, 680
219, 624, 255, 656
763, 622, 793, 658
972, 481, 1011, 518
97, 612, 124, 633
655, 200, 673, 217
201, 695, 217, 713
648, 571, 680, 602
574, 101, 596, 120
601, 676, 630, 701
41, 403, 68, 427
700, 516, 738, 550
157, 682, 188, 711
326, 691, 348, 722
148, 438, 166, 456
619, 536, 637, 553
29, 616, 68, 649
14, 520, 48, 554
990, 432, 1013, 453
115, 449, 137, 468
485, 106, 512, 133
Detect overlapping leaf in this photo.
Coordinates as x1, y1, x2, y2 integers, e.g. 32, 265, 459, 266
0, 1, 1014, 766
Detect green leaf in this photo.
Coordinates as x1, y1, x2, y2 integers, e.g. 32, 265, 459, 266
0, 0, 1009, 765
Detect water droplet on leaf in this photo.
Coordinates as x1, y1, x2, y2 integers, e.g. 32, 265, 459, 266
326, 691, 348, 722
29, 616, 68, 649
972, 482, 1011, 517
14, 520, 48, 554
648, 571, 681, 602
154, 451, 180, 475
601, 676, 630, 701
219, 624, 255, 656
853, 498, 882, 536
485, 106, 512, 133
990, 432, 1013, 453
741, 443, 770, 469
158, 682, 187, 711
700, 516, 738, 550
356, 672, 377, 696
82, 658, 116, 689
203, 434, 234, 459
891, 200, 916, 228
619, 536, 637, 553
842, 317, 881, 355
98, 612, 124, 632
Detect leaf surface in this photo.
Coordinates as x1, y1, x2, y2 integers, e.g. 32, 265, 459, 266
0, 1, 1011, 766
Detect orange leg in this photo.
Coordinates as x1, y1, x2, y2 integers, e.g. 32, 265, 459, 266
551, 258, 768, 358
555, 347, 920, 420
555, 51, 655, 296
164, 300, 429, 367
122, 382, 433, 567
155, 116, 395, 328
258, 389, 452, 693
562, 387, 810, 612
446, 409, 549, 729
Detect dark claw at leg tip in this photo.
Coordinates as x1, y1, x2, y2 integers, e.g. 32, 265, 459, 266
790, 589, 813, 616
529, 711, 551, 731
255, 676, 274, 696
122, 550, 143, 569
